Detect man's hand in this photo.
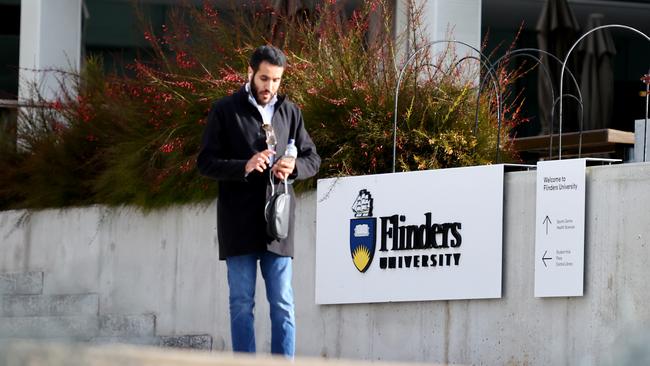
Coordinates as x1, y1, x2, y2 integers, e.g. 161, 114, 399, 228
271, 157, 296, 180
245, 149, 275, 174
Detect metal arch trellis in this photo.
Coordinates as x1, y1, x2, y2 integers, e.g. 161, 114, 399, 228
453, 55, 502, 136
417, 57, 501, 111
390, 27, 650, 169
392, 40, 502, 173
476, 51, 554, 158
415, 56, 502, 137
483, 48, 584, 159
551, 94, 584, 157
558, 24, 650, 160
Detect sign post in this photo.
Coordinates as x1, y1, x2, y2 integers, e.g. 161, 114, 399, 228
534, 159, 586, 297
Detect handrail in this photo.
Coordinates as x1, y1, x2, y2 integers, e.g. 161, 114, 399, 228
0, 99, 50, 109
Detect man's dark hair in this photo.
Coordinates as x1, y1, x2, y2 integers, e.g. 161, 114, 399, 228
249, 45, 287, 72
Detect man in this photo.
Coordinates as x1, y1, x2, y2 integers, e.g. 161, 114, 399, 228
197, 45, 320, 357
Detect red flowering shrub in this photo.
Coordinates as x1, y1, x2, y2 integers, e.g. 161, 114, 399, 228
0, 0, 525, 209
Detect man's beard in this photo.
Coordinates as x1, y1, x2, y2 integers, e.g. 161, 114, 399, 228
250, 72, 274, 106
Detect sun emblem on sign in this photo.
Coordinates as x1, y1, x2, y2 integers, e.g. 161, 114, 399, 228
352, 245, 371, 272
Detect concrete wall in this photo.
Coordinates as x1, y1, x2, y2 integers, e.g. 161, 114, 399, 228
2, 163, 650, 365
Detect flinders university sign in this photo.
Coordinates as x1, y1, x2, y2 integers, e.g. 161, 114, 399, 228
315, 165, 505, 304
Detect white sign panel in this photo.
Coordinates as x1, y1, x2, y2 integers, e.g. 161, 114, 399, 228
315, 165, 504, 304
534, 159, 586, 297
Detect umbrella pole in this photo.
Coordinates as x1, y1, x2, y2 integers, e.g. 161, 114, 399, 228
641, 70, 650, 162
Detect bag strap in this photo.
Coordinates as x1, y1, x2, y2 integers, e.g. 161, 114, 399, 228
268, 169, 288, 196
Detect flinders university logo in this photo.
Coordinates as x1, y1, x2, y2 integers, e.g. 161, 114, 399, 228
349, 189, 376, 273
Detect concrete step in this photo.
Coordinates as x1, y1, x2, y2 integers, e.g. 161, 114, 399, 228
1, 294, 99, 317
0, 272, 43, 295
98, 314, 156, 338
0, 316, 99, 339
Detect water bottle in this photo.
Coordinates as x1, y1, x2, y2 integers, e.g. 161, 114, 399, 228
284, 138, 298, 161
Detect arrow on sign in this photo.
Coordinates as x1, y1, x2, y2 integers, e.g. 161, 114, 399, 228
543, 215, 551, 235
542, 250, 552, 267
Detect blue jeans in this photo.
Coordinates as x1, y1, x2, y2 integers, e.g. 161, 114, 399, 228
226, 251, 295, 357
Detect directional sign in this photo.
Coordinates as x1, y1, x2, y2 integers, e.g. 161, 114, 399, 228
534, 159, 586, 297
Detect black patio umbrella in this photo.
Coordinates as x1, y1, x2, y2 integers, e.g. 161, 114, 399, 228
536, 0, 581, 135
579, 14, 616, 131
270, 0, 312, 44
271, 0, 305, 18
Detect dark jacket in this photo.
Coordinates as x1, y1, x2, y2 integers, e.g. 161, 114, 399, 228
197, 87, 320, 260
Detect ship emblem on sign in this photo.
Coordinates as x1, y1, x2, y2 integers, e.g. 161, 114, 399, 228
349, 189, 376, 273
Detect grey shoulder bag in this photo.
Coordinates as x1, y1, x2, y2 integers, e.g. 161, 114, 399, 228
265, 176, 290, 241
